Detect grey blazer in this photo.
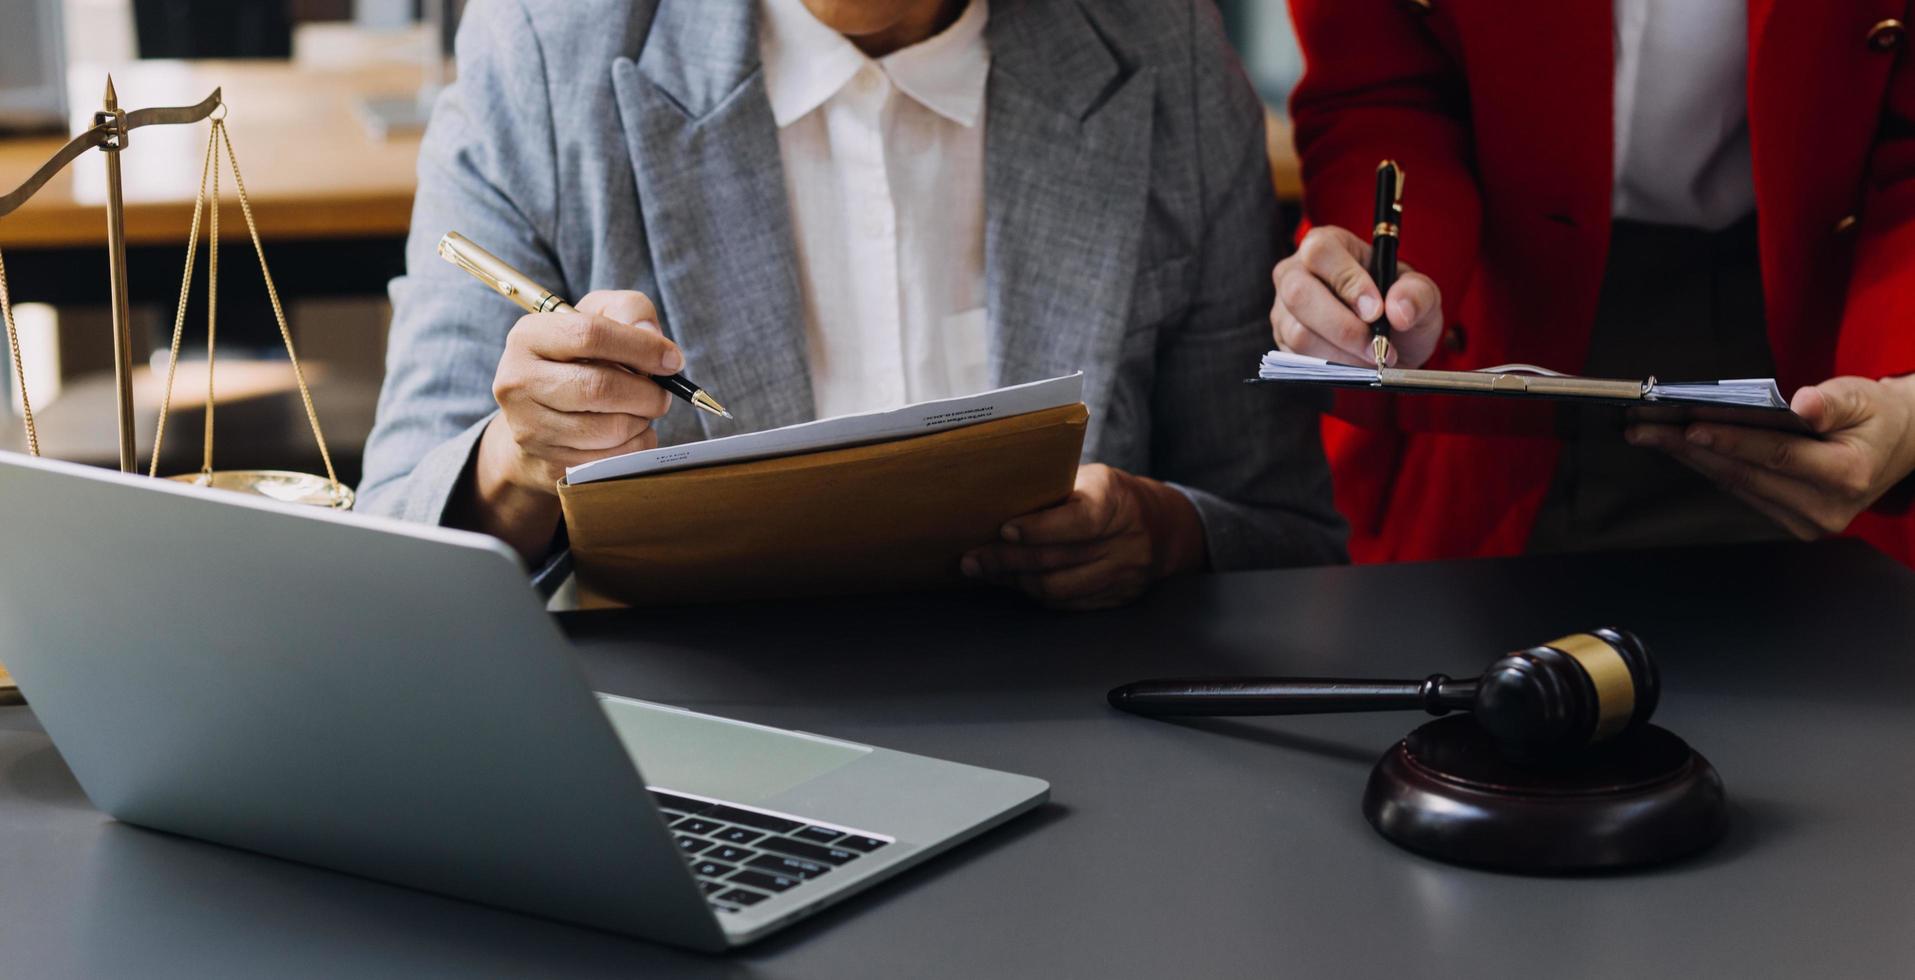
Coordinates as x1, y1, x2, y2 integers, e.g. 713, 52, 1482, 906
359, 0, 1347, 570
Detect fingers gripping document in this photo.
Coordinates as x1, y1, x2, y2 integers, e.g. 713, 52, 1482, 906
557, 375, 1090, 607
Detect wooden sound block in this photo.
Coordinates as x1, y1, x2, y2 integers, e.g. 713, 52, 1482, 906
1364, 715, 1727, 872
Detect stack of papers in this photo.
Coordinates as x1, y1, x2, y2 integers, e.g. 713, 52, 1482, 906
1647, 379, 1788, 409
1257, 350, 1380, 385
567, 374, 1086, 485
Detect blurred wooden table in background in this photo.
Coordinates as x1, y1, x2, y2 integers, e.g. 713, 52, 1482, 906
0, 58, 422, 249
1266, 109, 1301, 204
0, 360, 380, 482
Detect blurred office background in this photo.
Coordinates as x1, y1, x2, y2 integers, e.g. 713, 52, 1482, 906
2, 0, 1301, 486
64, 0, 465, 62
60, 1, 1297, 88
1, 0, 462, 482
1216, 0, 1304, 108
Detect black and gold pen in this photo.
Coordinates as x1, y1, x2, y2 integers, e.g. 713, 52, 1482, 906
1367, 160, 1405, 370
437, 231, 733, 420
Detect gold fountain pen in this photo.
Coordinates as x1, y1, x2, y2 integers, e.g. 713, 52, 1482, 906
437, 231, 733, 420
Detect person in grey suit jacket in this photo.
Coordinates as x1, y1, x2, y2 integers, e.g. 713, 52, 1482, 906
359, 0, 1347, 609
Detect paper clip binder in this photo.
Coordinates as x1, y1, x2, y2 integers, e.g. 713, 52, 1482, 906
1253, 351, 1808, 432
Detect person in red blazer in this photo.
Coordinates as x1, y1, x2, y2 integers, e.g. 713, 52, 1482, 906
1272, 0, 1915, 564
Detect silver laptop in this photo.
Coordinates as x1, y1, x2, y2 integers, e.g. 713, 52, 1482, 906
0, 452, 1047, 950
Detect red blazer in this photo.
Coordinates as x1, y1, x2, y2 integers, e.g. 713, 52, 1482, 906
1288, 0, 1915, 564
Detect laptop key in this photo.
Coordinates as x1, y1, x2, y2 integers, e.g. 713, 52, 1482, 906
672, 817, 725, 836
746, 854, 832, 879
700, 881, 726, 895
651, 791, 715, 815
708, 845, 756, 864
718, 888, 769, 907
758, 836, 859, 865
713, 903, 743, 914
836, 835, 890, 853
703, 805, 805, 834
712, 826, 764, 845
691, 860, 737, 879
792, 826, 845, 845
675, 836, 714, 855
729, 869, 802, 893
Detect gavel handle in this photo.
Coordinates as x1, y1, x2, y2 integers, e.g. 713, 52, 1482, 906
1107, 674, 1478, 717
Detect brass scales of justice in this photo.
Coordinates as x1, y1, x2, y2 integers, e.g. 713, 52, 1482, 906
0, 79, 354, 698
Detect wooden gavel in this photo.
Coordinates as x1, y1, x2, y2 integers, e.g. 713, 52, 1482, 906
1109, 629, 1660, 757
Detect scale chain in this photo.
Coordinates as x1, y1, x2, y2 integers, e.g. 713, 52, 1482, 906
149, 121, 218, 477
219, 121, 341, 499
204, 124, 220, 478
0, 246, 41, 457
149, 114, 343, 503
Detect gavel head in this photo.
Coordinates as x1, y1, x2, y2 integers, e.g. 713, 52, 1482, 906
1472, 629, 1660, 758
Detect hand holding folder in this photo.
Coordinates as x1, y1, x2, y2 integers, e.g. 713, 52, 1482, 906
1624, 374, 1915, 540
957, 461, 1208, 611
1256, 349, 1915, 542
559, 377, 1089, 607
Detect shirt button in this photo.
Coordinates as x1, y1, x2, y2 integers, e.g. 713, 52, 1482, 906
1867, 18, 1904, 52
853, 65, 884, 93
1834, 214, 1859, 236
1442, 324, 1467, 354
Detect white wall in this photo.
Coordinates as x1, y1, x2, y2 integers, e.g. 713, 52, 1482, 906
64, 0, 136, 65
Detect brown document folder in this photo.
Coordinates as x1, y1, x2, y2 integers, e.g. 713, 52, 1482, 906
558, 403, 1089, 607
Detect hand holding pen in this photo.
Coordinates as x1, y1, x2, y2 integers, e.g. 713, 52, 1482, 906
1269, 160, 1446, 370
440, 232, 731, 419
434, 232, 733, 563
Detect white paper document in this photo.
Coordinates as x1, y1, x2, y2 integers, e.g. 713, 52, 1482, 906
566, 373, 1086, 485
1258, 349, 1379, 384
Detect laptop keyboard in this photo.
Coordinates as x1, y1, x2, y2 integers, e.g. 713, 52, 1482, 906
649, 788, 893, 914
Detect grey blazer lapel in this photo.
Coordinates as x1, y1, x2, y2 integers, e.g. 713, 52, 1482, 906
985, 2, 1156, 414
613, 0, 814, 435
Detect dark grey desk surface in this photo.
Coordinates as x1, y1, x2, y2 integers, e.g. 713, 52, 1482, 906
4, 540, 1914, 978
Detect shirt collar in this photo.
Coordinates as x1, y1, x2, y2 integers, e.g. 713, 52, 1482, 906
759, 0, 991, 129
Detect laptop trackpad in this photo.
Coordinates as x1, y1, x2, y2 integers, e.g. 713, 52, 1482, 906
597, 695, 869, 806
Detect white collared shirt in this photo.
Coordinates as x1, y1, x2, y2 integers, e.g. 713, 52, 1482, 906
759, 0, 991, 418
1611, 0, 1756, 230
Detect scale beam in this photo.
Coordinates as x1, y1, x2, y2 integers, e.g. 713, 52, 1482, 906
0, 89, 222, 220
0, 81, 223, 472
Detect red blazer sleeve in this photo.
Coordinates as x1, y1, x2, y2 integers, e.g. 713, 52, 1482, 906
1838, 45, 1915, 518
1838, 50, 1915, 385
1286, 0, 1482, 320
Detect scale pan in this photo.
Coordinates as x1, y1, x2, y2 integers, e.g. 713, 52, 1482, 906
166, 469, 354, 509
